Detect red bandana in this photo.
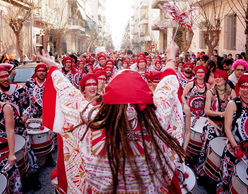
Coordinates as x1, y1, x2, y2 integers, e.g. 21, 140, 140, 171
103, 70, 153, 105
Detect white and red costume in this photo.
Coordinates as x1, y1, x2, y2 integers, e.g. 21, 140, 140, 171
43, 67, 182, 193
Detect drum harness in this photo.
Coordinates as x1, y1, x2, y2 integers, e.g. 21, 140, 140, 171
232, 97, 248, 151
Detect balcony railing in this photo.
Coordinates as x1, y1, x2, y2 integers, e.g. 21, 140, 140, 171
33, 6, 57, 24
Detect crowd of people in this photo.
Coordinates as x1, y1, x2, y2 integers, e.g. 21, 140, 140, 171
0, 43, 247, 193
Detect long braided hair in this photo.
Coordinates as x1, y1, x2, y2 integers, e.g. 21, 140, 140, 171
75, 98, 188, 193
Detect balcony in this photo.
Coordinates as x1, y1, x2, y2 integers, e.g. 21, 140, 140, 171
152, 0, 165, 9
33, 6, 57, 24
68, 19, 86, 33
140, 0, 148, 9
152, 16, 177, 30
139, 15, 148, 25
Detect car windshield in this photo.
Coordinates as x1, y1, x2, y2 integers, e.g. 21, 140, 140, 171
13, 67, 35, 83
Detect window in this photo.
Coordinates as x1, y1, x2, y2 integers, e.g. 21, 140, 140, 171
224, 14, 236, 50
199, 31, 207, 49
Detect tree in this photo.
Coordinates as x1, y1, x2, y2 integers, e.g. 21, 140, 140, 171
2, 0, 34, 61
187, 0, 231, 55
36, 0, 68, 55
226, 0, 248, 60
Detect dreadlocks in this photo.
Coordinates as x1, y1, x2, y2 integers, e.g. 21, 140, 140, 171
74, 100, 188, 193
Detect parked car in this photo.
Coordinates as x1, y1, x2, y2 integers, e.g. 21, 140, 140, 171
12, 62, 38, 86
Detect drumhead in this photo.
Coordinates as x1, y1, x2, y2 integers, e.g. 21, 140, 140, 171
209, 137, 227, 157
175, 162, 196, 193
26, 118, 42, 130
235, 159, 248, 186
0, 173, 7, 193
190, 117, 208, 133
14, 134, 25, 153
27, 127, 50, 134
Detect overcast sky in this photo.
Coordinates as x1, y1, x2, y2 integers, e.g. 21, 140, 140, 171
105, 0, 133, 50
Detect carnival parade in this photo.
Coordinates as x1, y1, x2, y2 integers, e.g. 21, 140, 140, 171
0, 0, 248, 193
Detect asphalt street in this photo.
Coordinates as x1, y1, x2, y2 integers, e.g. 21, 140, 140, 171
23, 149, 212, 194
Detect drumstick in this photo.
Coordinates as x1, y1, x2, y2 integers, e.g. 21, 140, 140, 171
182, 162, 189, 178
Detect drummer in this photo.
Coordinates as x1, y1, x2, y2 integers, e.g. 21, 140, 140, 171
145, 70, 162, 93
182, 65, 210, 117
24, 63, 56, 168
0, 63, 40, 190
217, 74, 248, 193
79, 73, 101, 106
197, 70, 236, 178
0, 101, 22, 193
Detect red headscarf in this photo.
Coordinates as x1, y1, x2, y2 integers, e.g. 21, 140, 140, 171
130, 59, 136, 64
93, 68, 107, 78
146, 56, 152, 62
31, 64, 47, 78
80, 73, 98, 91
155, 56, 161, 61
154, 60, 162, 67
97, 55, 106, 61
35, 64, 47, 73
183, 62, 194, 69
103, 70, 153, 105
138, 53, 146, 58
137, 57, 147, 69
105, 59, 115, 66
237, 74, 248, 87
145, 71, 162, 82
77, 59, 86, 66
235, 74, 248, 96
214, 69, 228, 82
0, 63, 14, 73
63, 56, 73, 63
195, 65, 207, 74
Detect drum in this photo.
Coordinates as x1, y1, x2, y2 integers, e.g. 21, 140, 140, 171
186, 117, 208, 156
0, 173, 7, 194
14, 134, 29, 175
230, 159, 248, 194
203, 137, 227, 181
27, 118, 53, 157
175, 162, 196, 194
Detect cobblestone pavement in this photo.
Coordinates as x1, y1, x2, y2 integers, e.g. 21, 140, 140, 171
23, 148, 212, 194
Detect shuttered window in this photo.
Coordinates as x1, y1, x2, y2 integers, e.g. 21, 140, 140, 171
224, 14, 236, 50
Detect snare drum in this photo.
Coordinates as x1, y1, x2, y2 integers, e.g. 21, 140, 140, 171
175, 162, 196, 194
15, 134, 29, 175
187, 117, 208, 156
0, 173, 7, 194
204, 137, 227, 181
230, 159, 248, 194
27, 118, 53, 157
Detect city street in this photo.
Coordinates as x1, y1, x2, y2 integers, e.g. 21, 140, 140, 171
23, 147, 212, 194
24, 148, 57, 194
